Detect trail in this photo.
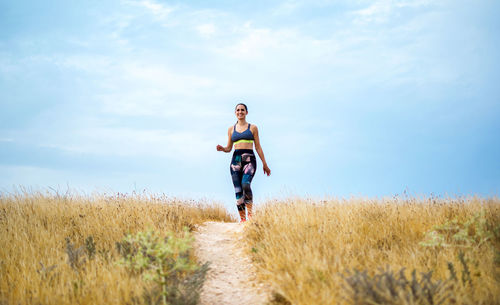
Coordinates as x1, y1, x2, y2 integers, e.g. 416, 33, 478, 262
193, 221, 270, 305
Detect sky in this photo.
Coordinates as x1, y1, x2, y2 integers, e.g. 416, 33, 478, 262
1, 0, 499, 211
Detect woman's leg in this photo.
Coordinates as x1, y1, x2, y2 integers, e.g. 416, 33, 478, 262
230, 154, 246, 221
241, 154, 257, 219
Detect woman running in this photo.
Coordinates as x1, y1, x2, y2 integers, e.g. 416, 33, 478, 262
216, 103, 271, 222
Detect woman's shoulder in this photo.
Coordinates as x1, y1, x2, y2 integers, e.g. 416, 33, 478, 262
249, 123, 258, 133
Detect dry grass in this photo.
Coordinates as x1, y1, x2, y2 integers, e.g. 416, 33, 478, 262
246, 196, 500, 305
0, 190, 235, 305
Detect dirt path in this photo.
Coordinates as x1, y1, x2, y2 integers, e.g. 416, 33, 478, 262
193, 221, 270, 305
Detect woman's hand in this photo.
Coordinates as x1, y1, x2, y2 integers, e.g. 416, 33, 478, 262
216, 144, 225, 152
263, 164, 271, 176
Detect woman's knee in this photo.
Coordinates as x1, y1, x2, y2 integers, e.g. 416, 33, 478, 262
242, 182, 252, 193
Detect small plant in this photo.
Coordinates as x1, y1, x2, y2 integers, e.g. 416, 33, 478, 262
117, 229, 208, 305
446, 262, 457, 282
37, 262, 57, 277
341, 267, 452, 305
65, 235, 97, 271
457, 251, 471, 285
65, 237, 87, 271
446, 251, 473, 287
419, 210, 496, 248
85, 236, 96, 260
37, 262, 58, 284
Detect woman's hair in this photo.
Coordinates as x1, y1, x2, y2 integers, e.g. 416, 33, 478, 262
235, 103, 248, 112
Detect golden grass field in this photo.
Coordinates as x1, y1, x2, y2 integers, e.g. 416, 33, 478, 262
0, 190, 234, 305
246, 197, 500, 305
1, 191, 499, 305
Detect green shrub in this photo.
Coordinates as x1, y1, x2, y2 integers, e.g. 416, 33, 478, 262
419, 210, 497, 249
117, 229, 208, 305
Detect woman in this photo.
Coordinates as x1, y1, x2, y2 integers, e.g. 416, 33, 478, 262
216, 103, 271, 222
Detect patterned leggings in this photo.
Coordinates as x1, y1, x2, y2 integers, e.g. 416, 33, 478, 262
230, 149, 256, 211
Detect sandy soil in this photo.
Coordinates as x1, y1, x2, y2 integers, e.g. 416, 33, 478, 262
193, 221, 270, 305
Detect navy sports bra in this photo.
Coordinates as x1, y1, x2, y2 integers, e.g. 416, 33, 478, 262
231, 123, 254, 144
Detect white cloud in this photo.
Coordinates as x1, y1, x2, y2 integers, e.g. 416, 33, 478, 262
353, 0, 434, 24
28, 51, 228, 118
396, 0, 434, 8
213, 24, 304, 60
122, 62, 215, 89
127, 0, 175, 18
221, 28, 275, 58
196, 23, 216, 38
57, 55, 114, 73
92, 60, 230, 118
272, 1, 300, 15
356, 2, 391, 24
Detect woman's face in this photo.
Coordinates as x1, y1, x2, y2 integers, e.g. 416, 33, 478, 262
235, 105, 247, 120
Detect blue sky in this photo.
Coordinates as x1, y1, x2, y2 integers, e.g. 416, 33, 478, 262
1, 0, 499, 210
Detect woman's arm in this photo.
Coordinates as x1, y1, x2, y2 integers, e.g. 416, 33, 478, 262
252, 125, 271, 176
216, 126, 233, 153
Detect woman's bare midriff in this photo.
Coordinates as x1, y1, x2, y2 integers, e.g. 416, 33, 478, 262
234, 143, 254, 150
